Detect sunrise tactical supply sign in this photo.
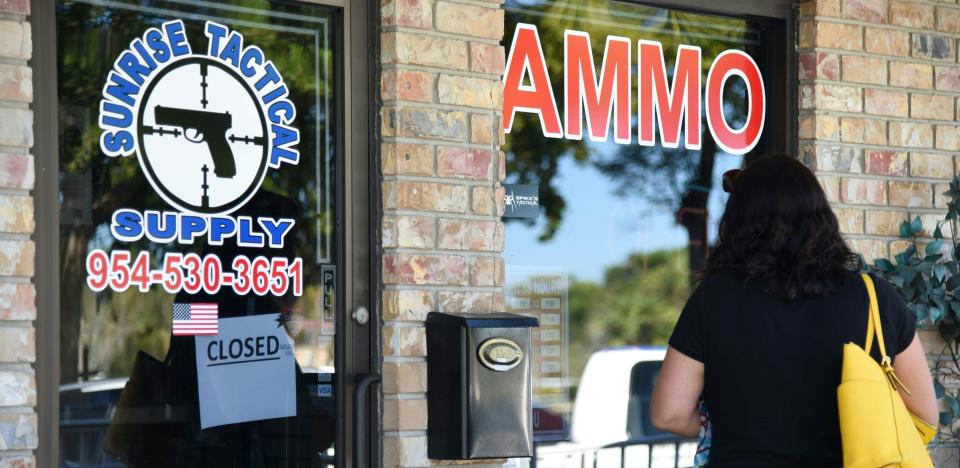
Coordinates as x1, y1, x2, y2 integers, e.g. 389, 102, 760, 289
86, 20, 303, 298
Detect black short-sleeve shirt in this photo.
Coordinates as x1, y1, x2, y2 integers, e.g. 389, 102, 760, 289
668, 270, 916, 467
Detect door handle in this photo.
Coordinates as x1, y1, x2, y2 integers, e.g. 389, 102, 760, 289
353, 373, 381, 468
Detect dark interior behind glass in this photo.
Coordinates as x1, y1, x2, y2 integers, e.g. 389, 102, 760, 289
56, 1, 338, 466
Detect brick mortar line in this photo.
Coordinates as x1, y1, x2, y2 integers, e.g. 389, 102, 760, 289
0, 188, 31, 197
823, 170, 956, 183
382, 26, 502, 46
382, 283, 502, 291
438, 0, 505, 10
385, 247, 503, 256
817, 167, 952, 182
800, 78, 960, 100
382, 210, 503, 222
382, 136, 500, 151
0, 320, 32, 328
383, 430, 427, 437
383, 174, 498, 187
383, 356, 425, 363
0, 233, 31, 241
831, 202, 950, 214
850, 235, 946, 244
844, 233, 943, 242
383, 354, 428, 360
0, 12, 28, 21
0, 450, 35, 459
383, 99, 504, 114
836, 205, 944, 214
381, 135, 468, 145
0, 362, 33, 371
800, 144, 956, 169
799, 78, 960, 98
797, 137, 960, 156
800, 107, 960, 126
843, 230, 944, 242
383, 319, 435, 326
799, 15, 960, 38
802, 108, 960, 127
383, 393, 427, 401
0, 101, 30, 110
0, 146, 29, 155
0, 57, 29, 67
383, 321, 427, 329
0, 276, 31, 284
801, 47, 959, 67
802, 142, 958, 158
382, 62, 503, 80
382, 284, 503, 292
0, 233, 32, 241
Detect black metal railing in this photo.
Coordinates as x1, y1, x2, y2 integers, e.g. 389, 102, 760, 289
535, 434, 698, 468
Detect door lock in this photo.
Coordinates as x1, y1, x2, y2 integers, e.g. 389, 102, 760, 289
352, 305, 370, 325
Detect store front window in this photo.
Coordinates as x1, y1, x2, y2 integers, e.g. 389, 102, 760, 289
55, 1, 339, 465
501, 0, 791, 457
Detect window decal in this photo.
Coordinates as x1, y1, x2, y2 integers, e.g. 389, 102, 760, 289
503, 22, 765, 155
90, 19, 302, 296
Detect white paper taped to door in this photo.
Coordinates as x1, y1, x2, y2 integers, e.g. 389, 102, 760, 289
195, 313, 297, 429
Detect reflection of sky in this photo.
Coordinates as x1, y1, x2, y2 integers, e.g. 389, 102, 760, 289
504, 150, 742, 283
502, 0, 757, 283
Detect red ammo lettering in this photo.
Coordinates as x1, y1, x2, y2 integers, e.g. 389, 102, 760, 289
502, 23, 765, 156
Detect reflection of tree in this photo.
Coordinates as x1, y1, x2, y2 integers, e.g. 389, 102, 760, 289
57, 0, 333, 382
504, 0, 754, 275
567, 249, 688, 386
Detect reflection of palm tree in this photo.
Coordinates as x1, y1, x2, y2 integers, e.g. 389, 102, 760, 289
504, 0, 755, 276
565, 248, 689, 381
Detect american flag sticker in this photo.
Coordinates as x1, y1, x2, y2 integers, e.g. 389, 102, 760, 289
172, 303, 219, 336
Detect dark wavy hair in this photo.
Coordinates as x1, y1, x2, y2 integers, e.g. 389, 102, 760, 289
705, 154, 859, 301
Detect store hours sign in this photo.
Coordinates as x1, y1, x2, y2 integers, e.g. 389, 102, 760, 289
502, 24, 766, 155
86, 20, 303, 297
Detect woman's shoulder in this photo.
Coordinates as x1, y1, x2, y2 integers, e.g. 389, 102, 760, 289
699, 268, 743, 282
694, 269, 746, 295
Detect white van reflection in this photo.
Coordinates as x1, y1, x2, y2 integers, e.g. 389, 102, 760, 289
60, 378, 127, 467
58, 370, 336, 467
536, 346, 697, 468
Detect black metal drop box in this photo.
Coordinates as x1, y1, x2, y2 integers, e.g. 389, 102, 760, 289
425, 312, 539, 460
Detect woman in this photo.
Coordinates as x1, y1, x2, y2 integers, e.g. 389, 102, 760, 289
650, 155, 938, 467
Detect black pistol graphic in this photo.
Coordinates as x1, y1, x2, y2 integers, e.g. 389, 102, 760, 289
153, 105, 236, 178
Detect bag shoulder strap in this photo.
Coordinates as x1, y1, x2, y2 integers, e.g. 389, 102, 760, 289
860, 273, 912, 394
860, 273, 887, 360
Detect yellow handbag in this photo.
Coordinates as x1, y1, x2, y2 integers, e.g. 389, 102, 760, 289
837, 273, 936, 467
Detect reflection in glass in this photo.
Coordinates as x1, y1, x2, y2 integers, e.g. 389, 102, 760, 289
57, 1, 337, 466
503, 0, 774, 452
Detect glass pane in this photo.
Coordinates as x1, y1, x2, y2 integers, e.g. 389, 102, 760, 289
56, 1, 338, 466
502, 0, 776, 450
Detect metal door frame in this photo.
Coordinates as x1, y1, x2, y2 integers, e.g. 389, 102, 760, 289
32, 0, 380, 466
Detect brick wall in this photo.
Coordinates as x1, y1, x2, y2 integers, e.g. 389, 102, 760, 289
379, 0, 507, 466
0, 0, 37, 465
800, 0, 960, 463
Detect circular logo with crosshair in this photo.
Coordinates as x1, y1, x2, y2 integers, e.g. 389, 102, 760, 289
137, 56, 268, 215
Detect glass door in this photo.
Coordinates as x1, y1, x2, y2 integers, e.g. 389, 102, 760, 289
54, 1, 357, 466
500, 0, 789, 461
